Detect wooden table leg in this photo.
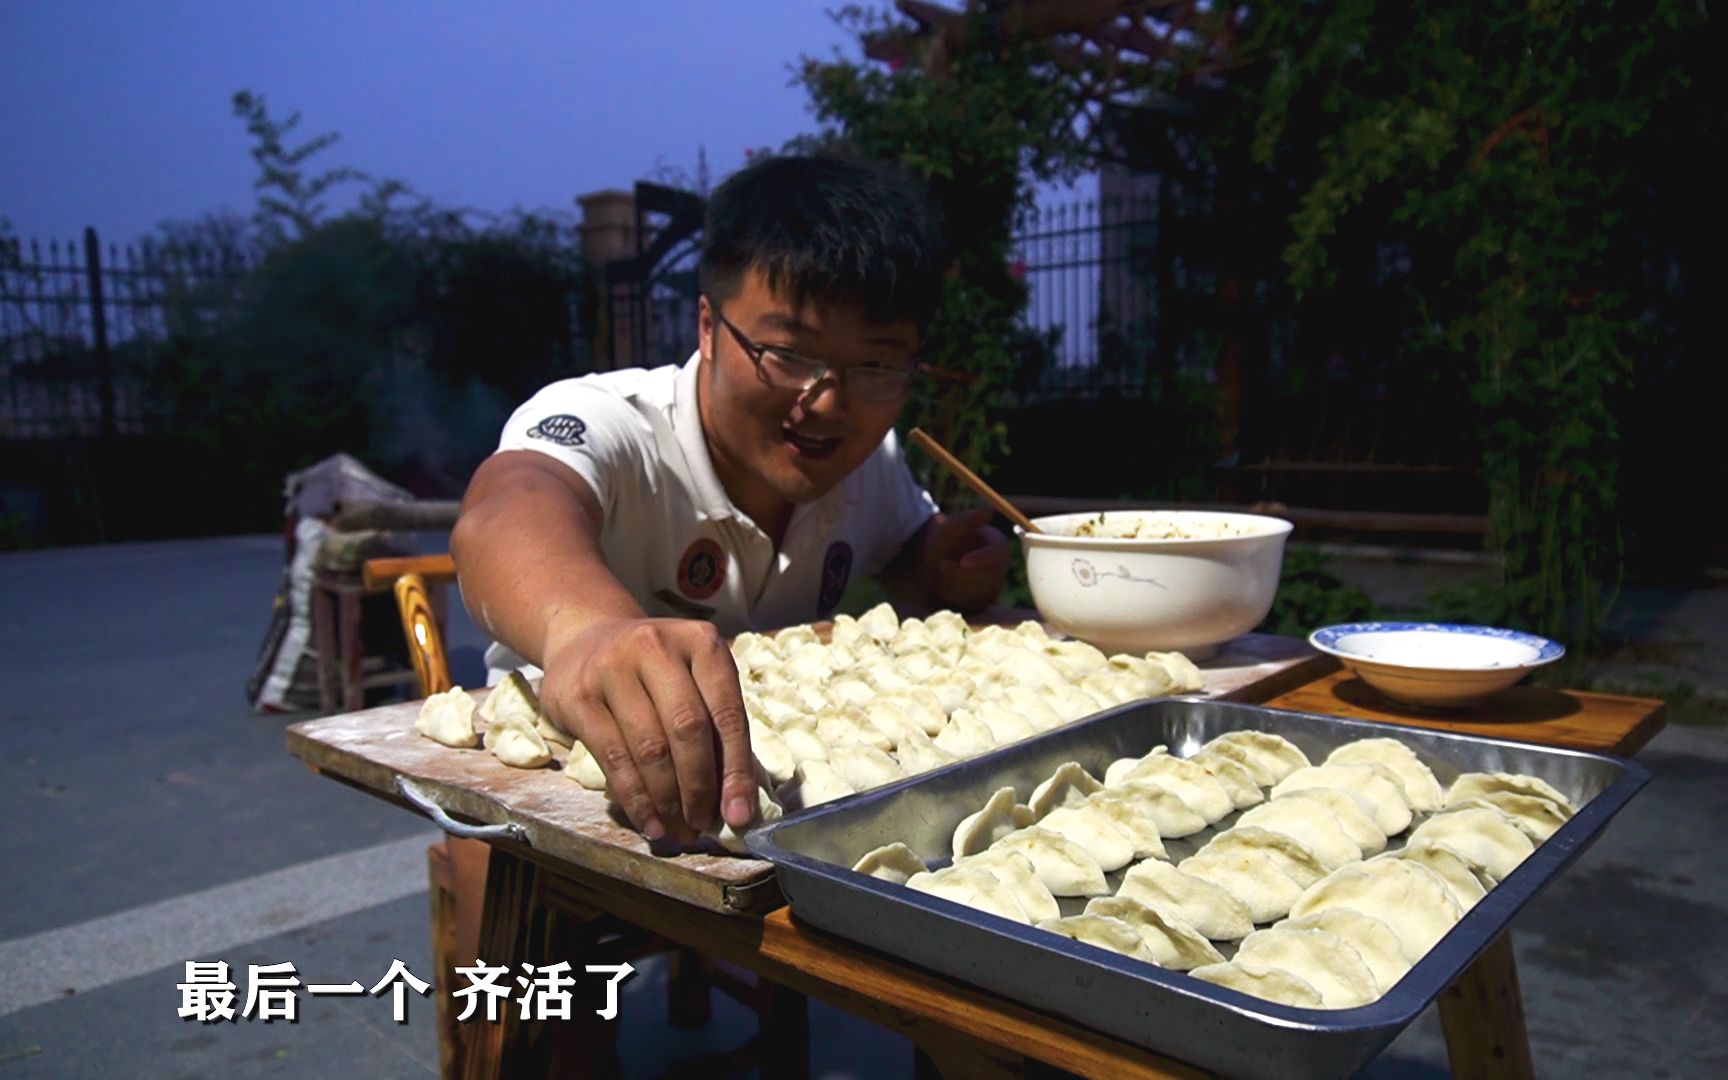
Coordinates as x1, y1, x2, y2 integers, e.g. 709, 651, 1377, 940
311, 580, 339, 713
461, 848, 552, 1080
1438, 932, 1535, 1080
757, 979, 811, 1080
338, 587, 365, 712
666, 946, 713, 1028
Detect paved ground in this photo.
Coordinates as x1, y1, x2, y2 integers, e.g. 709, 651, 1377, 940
0, 536, 1723, 1078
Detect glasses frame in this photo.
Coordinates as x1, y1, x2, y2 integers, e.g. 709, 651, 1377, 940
709, 301, 920, 404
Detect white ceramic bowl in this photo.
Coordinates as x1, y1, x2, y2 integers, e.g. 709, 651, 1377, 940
1309, 622, 1566, 708
1017, 510, 1293, 659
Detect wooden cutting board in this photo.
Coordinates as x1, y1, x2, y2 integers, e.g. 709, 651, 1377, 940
285, 629, 1329, 915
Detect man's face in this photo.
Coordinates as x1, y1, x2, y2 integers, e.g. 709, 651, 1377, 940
698, 268, 919, 513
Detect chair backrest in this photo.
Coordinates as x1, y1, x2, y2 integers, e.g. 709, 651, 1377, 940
364, 555, 459, 697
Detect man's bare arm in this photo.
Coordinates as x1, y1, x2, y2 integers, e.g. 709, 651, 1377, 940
452, 451, 643, 663
452, 451, 757, 840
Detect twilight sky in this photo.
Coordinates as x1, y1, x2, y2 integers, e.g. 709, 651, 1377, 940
1, 1, 877, 245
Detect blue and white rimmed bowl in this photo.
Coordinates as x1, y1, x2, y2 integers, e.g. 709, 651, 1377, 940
1309, 622, 1566, 708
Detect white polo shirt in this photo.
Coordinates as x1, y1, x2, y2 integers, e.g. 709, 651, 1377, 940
482, 352, 938, 680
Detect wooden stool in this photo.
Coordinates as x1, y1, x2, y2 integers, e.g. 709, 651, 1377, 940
310, 567, 443, 713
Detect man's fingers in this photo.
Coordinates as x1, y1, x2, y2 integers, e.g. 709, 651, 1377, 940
689, 635, 758, 829
572, 704, 663, 841
957, 527, 1011, 569
638, 648, 722, 833
603, 672, 692, 841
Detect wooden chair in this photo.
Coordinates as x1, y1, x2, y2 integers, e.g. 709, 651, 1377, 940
364, 554, 811, 1079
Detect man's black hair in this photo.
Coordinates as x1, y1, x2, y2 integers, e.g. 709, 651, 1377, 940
698, 155, 945, 328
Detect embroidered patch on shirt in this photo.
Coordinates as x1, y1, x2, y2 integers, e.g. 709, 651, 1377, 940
676, 538, 727, 600
527, 414, 587, 447
817, 540, 854, 616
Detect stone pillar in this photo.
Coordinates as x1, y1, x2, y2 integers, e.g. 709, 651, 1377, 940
577, 189, 639, 371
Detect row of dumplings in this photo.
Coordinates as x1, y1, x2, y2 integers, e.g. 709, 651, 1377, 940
849, 730, 1578, 1009
725, 604, 1204, 812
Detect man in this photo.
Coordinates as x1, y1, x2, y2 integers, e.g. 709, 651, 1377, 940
453, 155, 1010, 844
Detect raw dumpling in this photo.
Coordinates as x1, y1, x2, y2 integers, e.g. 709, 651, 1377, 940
893, 726, 958, 775
1271, 764, 1413, 835
856, 601, 900, 644
953, 786, 1034, 857
974, 700, 1040, 744
773, 713, 831, 765
891, 617, 934, 655
774, 624, 822, 651
852, 841, 927, 885
1094, 781, 1208, 839
927, 671, 977, 715
1278, 908, 1413, 993
1178, 849, 1304, 924
1407, 805, 1535, 881
1236, 797, 1362, 870
1029, 762, 1105, 818
907, 864, 1031, 924
1289, 860, 1463, 958
1203, 731, 1311, 785
816, 704, 894, 752
829, 744, 905, 792
416, 686, 480, 748
1446, 772, 1576, 814
1188, 747, 1266, 810
1103, 746, 1169, 788
1117, 859, 1256, 941
828, 613, 865, 650
564, 740, 609, 790
957, 848, 1060, 923
1084, 895, 1224, 970
478, 671, 544, 728
1196, 827, 1330, 889
994, 826, 1111, 897
1274, 788, 1387, 855
1041, 639, 1109, 680
1234, 927, 1380, 1008
748, 717, 796, 787
1446, 794, 1571, 842
1189, 961, 1324, 1008
782, 643, 836, 682
1144, 650, 1205, 693
826, 672, 877, 707
1114, 755, 1235, 823
1371, 841, 1489, 911
1326, 738, 1445, 812
1081, 795, 1167, 860
485, 714, 552, 769
1045, 681, 1106, 723
1036, 804, 1137, 871
1036, 914, 1157, 963
714, 787, 783, 853
729, 631, 783, 674
774, 759, 857, 811
933, 709, 997, 757
1001, 685, 1064, 731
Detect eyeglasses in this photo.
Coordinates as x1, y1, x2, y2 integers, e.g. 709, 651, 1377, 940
711, 303, 918, 404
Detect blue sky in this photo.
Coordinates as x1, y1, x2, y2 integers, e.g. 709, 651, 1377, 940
1, 1, 872, 244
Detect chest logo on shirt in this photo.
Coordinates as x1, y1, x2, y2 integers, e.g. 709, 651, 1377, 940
676, 538, 727, 600
527, 414, 587, 447
817, 540, 854, 616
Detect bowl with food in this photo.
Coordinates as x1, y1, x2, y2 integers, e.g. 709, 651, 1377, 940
1308, 622, 1566, 708
1016, 509, 1293, 660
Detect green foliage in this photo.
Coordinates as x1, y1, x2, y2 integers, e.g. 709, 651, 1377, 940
1206, 0, 1706, 648
136, 91, 589, 525
795, 6, 1086, 505
1257, 547, 1376, 637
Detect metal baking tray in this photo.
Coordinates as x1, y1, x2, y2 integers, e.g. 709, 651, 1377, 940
747, 698, 1650, 1079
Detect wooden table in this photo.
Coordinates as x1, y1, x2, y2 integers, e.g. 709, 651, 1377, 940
296, 656, 1665, 1079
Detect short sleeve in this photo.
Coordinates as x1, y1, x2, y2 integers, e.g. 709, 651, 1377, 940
495, 378, 651, 514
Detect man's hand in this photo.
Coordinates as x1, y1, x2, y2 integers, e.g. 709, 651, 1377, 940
537, 617, 758, 844
925, 506, 1012, 613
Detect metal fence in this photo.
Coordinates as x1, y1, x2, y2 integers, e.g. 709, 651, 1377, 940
0, 228, 244, 439
1012, 194, 1167, 401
